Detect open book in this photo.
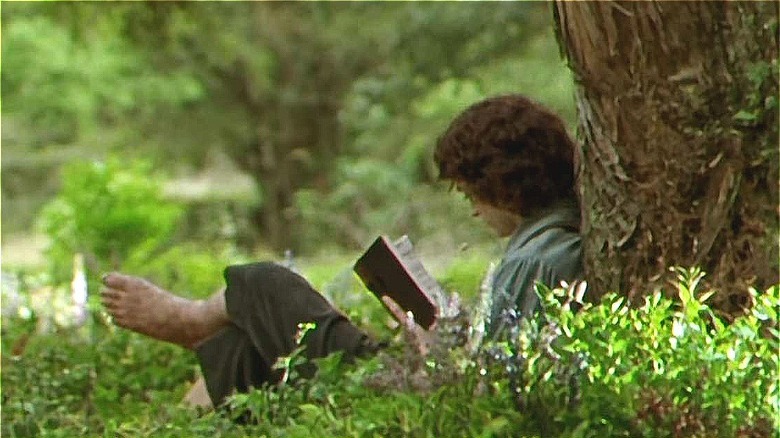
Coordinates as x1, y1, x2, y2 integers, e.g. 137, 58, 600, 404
353, 235, 445, 329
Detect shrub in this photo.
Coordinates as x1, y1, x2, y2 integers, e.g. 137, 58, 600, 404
485, 267, 779, 437
210, 268, 778, 437
2, 264, 776, 437
37, 157, 183, 286
1, 325, 197, 437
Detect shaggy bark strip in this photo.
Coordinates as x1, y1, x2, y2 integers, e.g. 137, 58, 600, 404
554, 1, 779, 316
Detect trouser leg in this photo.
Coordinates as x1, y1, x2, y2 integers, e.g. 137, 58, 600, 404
195, 262, 378, 405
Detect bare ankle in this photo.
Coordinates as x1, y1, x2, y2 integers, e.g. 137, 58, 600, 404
184, 294, 229, 350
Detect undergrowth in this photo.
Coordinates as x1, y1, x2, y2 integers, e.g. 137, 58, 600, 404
2, 265, 777, 437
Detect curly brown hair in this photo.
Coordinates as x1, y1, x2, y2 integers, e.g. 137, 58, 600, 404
434, 94, 577, 216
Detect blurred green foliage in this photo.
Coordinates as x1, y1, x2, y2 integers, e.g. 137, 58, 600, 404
438, 252, 493, 299
2, 325, 198, 437
37, 158, 183, 286
33, 155, 250, 302
130, 243, 240, 300
1, 1, 574, 253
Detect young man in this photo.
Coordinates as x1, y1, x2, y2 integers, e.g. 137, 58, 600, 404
433, 95, 582, 335
101, 94, 582, 409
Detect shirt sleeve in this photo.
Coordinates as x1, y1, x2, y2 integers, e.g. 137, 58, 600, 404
488, 256, 556, 336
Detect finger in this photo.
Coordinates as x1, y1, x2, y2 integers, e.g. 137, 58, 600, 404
382, 296, 428, 333
382, 297, 433, 354
381, 296, 408, 323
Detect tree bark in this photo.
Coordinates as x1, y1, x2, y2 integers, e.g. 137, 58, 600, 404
554, 1, 778, 316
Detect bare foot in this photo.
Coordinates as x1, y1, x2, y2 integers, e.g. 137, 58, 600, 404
100, 272, 227, 349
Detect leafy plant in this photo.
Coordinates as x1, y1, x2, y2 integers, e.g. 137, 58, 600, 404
485, 268, 778, 437
37, 157, 183, 286
3, 261, 776, 437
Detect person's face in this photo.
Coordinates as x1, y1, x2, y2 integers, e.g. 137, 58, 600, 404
456, 182, 522, 237
471, 200, 523, 237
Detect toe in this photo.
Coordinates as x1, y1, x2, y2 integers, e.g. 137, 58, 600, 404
101, 297, 118, 310
113, 316, 128, 328
109, 306, 127, 319
101, 272, 120, 287
102, 272, 141, 289
100, 287, 122, 299
101, 297, 117, 310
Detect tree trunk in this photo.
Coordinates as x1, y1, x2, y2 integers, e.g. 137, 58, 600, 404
554, 1, 778, 316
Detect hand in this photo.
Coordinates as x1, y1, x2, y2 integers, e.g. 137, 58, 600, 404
381, 296, 437, 356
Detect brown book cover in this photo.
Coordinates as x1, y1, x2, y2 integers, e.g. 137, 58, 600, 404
353, 235, 443, 329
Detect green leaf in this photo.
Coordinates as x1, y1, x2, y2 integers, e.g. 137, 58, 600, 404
733, 109, 758, 122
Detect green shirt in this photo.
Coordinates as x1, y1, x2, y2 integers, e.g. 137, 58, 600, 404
488, 199, 582, 336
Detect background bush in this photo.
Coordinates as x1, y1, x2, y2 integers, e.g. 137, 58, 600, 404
37, 158, 183, 286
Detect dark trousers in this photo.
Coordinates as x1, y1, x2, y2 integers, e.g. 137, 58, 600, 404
195, 262, 377, 405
